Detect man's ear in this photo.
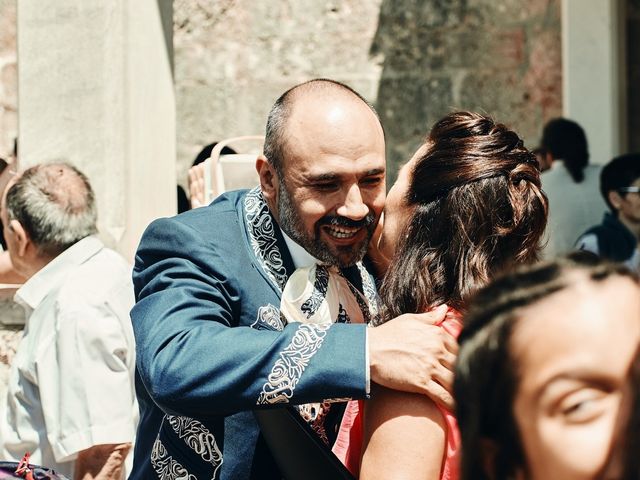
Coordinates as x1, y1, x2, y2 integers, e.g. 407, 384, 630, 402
256, 155, 279, 203
608, 190, 623, 210
544, 152, 553, 169
8, 219, 29, 257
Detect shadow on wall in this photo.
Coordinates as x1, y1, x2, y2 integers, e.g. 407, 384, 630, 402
370, 0, 562, 183
157, 0, 175, 78
628, 0, 640, 152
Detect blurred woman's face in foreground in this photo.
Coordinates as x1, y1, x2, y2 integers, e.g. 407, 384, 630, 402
510, 275, 640, 480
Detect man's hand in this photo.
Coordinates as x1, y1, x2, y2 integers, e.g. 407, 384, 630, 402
367, 305, 458, 410
188, 163, 207, 208
74, 443, 131, 480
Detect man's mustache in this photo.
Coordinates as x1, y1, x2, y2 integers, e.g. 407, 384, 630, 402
317, 214, 376, 230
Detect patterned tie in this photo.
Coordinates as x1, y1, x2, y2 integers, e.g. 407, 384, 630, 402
280, 264, 372, 326
280, 262, 377, 446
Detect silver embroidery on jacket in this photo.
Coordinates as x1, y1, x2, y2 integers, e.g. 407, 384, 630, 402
251, 304, 285, 331
244, 187, 288, 291
257, 323, 331, 404
151, 437, 197, 480
167, 415, 224, 478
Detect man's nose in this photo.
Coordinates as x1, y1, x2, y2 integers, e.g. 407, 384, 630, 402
336, 184, 369, 220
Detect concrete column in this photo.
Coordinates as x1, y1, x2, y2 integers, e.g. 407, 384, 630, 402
561, 0, 626, 164
17, 0, 175, 261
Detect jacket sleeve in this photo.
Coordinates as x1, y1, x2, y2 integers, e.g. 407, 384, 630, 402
132, 216, 368, 420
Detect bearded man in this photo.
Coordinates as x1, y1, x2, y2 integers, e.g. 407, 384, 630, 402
130, 79, 457, 478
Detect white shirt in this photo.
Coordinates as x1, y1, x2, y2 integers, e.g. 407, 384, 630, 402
1, 236, 137, 477
282, 230, 318, 269
541, 161, 608, 259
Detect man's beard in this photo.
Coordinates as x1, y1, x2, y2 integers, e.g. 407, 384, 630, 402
277, 182, 376, 268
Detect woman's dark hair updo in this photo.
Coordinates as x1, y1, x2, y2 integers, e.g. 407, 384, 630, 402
379, 111, 548, 321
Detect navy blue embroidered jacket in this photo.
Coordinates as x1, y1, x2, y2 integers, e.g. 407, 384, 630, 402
129, 188, 370, 479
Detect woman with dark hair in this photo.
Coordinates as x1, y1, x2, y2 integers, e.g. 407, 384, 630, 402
539, 118, 607, 258
454, 254, 640, 480
620, 349, 640, 480
350, 111, 548, 479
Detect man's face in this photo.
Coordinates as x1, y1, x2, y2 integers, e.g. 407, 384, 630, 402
616, 177, 640, 225
272, 97, 386, 267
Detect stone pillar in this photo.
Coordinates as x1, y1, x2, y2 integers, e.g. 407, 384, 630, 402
562, 0, 626, 164
17, 0, 176, 261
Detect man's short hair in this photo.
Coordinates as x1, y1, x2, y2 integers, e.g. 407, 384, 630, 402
262, 78, 381, 177
6, 163, 98, 256
600, 154, 640, 213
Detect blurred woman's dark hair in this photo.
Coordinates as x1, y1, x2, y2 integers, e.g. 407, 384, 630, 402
192, 142, 237, 167
454, 253, 638, 480
540, 118, 589, 183
604, 344, 640, 480
378, 111, 548, 320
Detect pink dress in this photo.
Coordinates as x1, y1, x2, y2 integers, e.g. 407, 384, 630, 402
332, 308, 462, 480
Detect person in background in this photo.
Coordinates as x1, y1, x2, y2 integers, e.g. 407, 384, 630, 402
0, 157, 25, 284
454, 254, 640, 480
575, 153, 640, 272
177, 142, 237, 213
539, 118, 607, 258
0, 163, 137, 479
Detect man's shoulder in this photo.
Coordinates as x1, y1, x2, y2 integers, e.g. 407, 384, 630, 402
54, 246, 133, 308
145, 189, 250, 242
178, 189, 248, 222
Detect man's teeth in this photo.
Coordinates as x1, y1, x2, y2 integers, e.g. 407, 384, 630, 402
326, 226, 359, 239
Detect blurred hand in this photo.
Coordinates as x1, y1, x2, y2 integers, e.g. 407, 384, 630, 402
367, 304, 458, 410
188, 163, 206, 209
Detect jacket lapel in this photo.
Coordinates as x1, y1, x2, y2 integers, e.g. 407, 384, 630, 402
241, 187, 296, 295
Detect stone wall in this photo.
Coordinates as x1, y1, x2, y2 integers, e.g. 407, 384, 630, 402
0, 0, 17, 160
2, 0, 564, 184
174, 0, 562, 183
628, 0, 640, 152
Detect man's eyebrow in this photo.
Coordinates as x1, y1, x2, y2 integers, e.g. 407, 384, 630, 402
305, 168, 385, 183
364, 168, 385, 177
306, 172, 340, 183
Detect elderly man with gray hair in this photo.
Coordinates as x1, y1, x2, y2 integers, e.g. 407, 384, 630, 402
0, 163, 137, 479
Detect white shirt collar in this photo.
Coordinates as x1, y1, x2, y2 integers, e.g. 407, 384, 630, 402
14, 235, 104, 310
281, 230, 319, 269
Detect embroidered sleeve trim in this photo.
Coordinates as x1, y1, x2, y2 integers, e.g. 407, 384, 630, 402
256, 323, 331, 405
